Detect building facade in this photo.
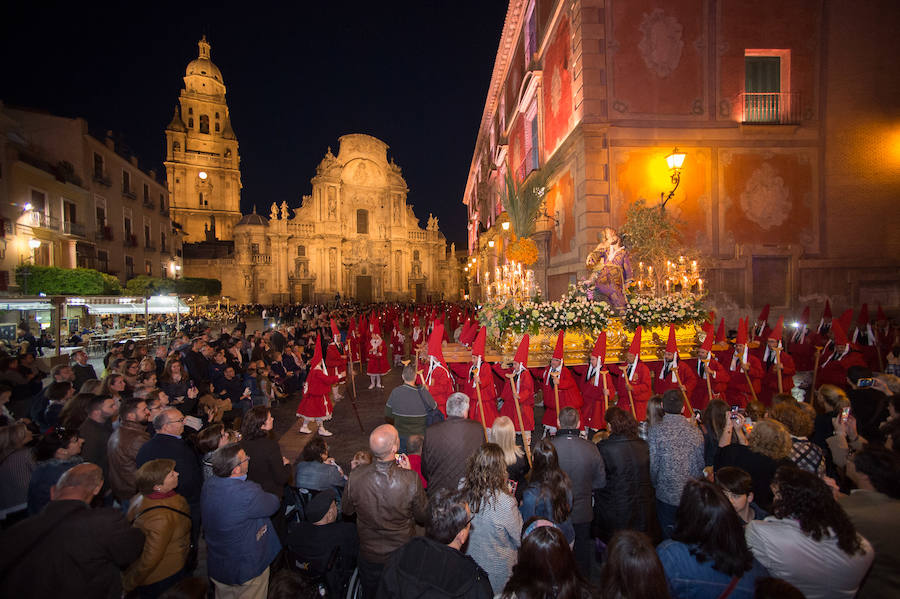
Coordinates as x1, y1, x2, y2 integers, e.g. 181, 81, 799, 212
165, 36, 242, 243
1, 105, 183, 287
463, 0, 900, 316
185, 134, 462, 304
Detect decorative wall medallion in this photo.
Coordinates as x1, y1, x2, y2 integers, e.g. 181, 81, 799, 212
638, 9, 684, 78
691, 99, 704, 115
612, 100, 629, 113
740, 162, 791, 230
550, 67, 562, 118
719, 100, 732, 118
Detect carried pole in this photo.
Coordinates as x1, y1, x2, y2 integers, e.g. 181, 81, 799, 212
810, 346, 823, 403
506, 372, 532, 467
704, 359, 714, 402
742, 364, 760, 404
551, 371, 561, 429
416, 369, 430, 392
345, 354, 363, 433
624, 365, 637, 419
600, 369, 610, 411
672, 367, 694, 416
473, 372, 489, 442
775, 347, 784, 394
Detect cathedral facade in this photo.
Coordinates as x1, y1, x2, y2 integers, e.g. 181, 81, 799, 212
186, 134, 462, 304
165, 37, 242, 243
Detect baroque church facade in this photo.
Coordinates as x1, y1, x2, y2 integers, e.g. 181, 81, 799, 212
172, 39, 460, 303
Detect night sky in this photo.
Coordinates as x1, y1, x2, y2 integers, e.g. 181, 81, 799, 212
1, 1, 509, 246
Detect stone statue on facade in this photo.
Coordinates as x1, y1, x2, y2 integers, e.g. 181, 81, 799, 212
585, 226, 633, 310
270, 203, 279, 220
280, 201, 290, 220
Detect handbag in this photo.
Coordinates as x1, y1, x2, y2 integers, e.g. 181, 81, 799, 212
416, 386, 444, 427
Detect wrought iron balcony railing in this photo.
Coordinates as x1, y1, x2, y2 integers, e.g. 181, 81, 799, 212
739, 92, 802, 125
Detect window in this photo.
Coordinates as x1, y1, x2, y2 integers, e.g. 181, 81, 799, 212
30, 189, 46, 212
122, 170, 131, 193
125, 256, 134, 278
97, 250, 109, 272
524, 1, 537, 63
297, 245, 306, 257
215, 122, 220, 132
199, 192, 204, 207
251, 243, 260, 255
144, 222, 151, 247
124, 215, 132, 237
95, 198, 107, 228
159, 193, 166, 212
93, 153, 104, 178
161, 231, 167, 252
413, 250, 420, 261
743, 50, 793, 124
145, 260, 152, 275
199, 115, 209, 134
215, 112, 219, 119
529, 113, 540, 172
143, 183, 150, 203
357, 209, 369, 234
188, 107, 193, 115
188, 118, 194, 128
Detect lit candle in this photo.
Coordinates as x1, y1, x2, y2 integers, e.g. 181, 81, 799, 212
692, 260, 697, 273
698, 279, 704, 292
666, 280, 671, 292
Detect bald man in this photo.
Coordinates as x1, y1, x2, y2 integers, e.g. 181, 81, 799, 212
343, 424, 428, 598
0, 464, 145, 599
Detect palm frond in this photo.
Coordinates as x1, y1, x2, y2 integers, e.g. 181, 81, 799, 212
500, 165, 546, 239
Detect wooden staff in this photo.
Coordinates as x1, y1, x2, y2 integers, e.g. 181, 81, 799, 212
875, 342, 884, 373
600, 369, 610, 411
703, 358, 714, 402
551, 371, 561, 429
344, 354, 364, 433
416, 369, 430, 392
671, 366, 694, 416
741, 362, 760, 404
624, 366, 637, 419
473, 369, 489, 442
810, 346, 823, 402
505, 372, 532, 467
775, 347, 784, 394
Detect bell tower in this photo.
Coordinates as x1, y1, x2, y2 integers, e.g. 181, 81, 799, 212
165, 36, 242, 242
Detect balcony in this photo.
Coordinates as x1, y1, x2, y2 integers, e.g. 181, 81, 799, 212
144, 243, 156, 252
739, 92, 802, 125
92, 171, 112, 187
124, 234, 138, 247
251, 254, 271, 264
94, 226, 114, 242
122, 188, 137, 200
143, 198, 154, 210
160, 206, 170, 216
27, 211, 60, 231
160, 246, 170, 256
62, 221, 86, 237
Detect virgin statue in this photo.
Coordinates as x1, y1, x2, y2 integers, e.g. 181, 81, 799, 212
585, 227, 632, 309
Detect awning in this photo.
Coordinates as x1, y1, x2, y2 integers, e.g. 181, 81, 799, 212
0, 296, 190, 314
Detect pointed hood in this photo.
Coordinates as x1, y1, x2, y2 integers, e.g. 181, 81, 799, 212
736, 318, 748, 346
833, 319, 849, 346
427, 324, 446, 363
553, 330, 566, 361
838, 309, 853, 335
359, 314, 368, 334
799, 306, 810, 325
310, 332, 324, 369
857, 304, 869, 326
769, 316, 784, 342
591, 331, 607, 360
877, 304, 887, 321
413, 315, 420, 328
628, 327, 642, 357
708, 311, 717, 326
716, 318, 726, 343
700, 323, 715, 352
665, 324, 678, 354
371, 317, 382, 337
472, 326, 487, 359
757, 304, 770, 323
330, 318, 340, 341
513, 334, 530, 365
823, 300, 833, 319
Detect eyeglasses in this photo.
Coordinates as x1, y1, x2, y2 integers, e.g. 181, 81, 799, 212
168, 417, 186, 424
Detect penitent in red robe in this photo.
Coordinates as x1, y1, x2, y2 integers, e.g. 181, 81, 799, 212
297, 366, 340, 419
685, 357, 730, 411
723, 350, 764, 408
571, 364, 613, 430
653, 359, 698, 415
463, 363, 499, 428
610, 361, 653, 421
366, 340, 390, 376
420, 361, 455, 416
494, 364, 535, 432
325, 343, 347, 380
539, 366, 583, 428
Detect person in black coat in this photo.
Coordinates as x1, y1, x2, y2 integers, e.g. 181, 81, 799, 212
594, 406, 659, 544
421, 393, 485, 496
0, 463, 144, 599
240, 406, 291, 502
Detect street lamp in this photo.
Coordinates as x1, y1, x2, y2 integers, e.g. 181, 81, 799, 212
28, 238, 42, 250
661, 147, 687, 209
488, 240, 495, 248
501, 221, 510, 231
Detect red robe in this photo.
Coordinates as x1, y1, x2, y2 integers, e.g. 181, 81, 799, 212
325, 343, 346, 380
410, 327, 425, 352
787, 327, 816, 372
366, 339, 390, 375
571, 364, 613, 430
686, 357, 730, 411
390, 329, 405, 357
754, 347, 796, 406
816, 349, 868, 390
494, 364, 535, 432
610, 361, 653, 421
723, 350, 764, 408
539, 366, 584, 428
347, 332, 361, 363
463, 363, 499, 428
653, 359, 698, 415
419, 361, 455, 416
296, 366, 340, 418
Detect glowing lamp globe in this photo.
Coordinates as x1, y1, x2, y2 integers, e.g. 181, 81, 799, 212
666, 149, 686, 171
28, 238, 42, 250
198, 171, 208, 180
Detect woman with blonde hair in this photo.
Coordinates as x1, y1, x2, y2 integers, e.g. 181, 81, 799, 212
771, 403, 825, 475
491, 415, 529, 500
714, 418, 792, 511
124, 458, 191, 598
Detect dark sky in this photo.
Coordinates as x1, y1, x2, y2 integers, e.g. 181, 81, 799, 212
1, 1, 508, 246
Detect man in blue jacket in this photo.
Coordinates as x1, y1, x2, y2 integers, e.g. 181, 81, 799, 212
203, 443, 281, 598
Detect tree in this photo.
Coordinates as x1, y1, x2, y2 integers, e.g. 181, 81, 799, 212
15, 265, 123, 295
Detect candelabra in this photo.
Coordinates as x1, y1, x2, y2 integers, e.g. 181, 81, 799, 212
633, 255, 704, 296
485, 260, 540, 302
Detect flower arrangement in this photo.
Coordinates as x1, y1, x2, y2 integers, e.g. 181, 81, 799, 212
505, 236, 539, 265
622, 291, 707, 331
